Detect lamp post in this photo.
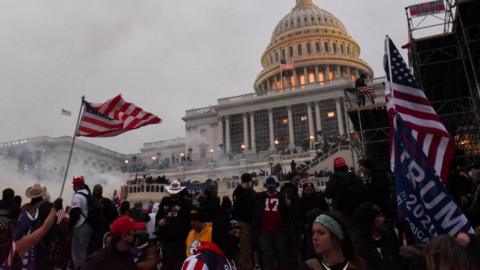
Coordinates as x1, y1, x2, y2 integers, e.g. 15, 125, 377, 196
268, 157, 274, 175
209, 148, 214, 162
151, 156, 157, 169
132, 156, 137, 172
241, 144, 246, 158
309, 135, 315, 150
179, 152, 185, 166
274, 139, 279, 153
124, 159, 129, 172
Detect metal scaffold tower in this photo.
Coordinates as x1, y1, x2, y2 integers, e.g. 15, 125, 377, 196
406, 0, 480, 160
344, 0, 480, 170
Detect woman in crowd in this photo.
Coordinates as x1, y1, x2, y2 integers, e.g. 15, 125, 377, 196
300, 211, 367, 270
355, 203, 400, 270
0, 198, 62, 269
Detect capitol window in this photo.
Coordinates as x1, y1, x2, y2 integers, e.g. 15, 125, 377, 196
275, 52, 279, 62
333, 43, 337, 54
316, 42, 321, 53
318, 71, 325, 82
306, 43, 312, 54
293, 104, 309, 146
340, 44, 345, 54
297, 44, 302, 55
289, 46, 294, 57
347, 46, 351, 55
254, 110, 270, 152
324, 42, 329, 53
309, 72, 315, 83
281, 48, 286, 59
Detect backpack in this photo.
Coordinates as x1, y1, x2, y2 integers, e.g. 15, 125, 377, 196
75, 191, 95, 227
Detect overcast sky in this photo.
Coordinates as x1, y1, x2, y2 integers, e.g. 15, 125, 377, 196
0, 0, 427, 154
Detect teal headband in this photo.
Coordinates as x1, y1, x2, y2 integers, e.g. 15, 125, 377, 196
314, 214, 344, 240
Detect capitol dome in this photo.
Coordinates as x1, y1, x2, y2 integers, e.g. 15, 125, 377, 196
254, 0, 373, 95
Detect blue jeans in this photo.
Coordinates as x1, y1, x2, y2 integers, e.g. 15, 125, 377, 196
71, 223, 92, 269
258, 232, 288, 270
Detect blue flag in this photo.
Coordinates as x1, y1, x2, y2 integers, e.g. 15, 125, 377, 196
394, 115, 473, 243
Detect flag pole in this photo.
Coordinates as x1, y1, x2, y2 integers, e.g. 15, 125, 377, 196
59, 95, 85, 198
280, 63, 284, 91
386, 36, 396, 111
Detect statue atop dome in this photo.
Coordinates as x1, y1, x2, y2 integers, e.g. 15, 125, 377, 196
295, 0, 315, 7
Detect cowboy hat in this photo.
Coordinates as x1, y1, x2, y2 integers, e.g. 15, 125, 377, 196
165, 180, 185, 194
25, 184, 47, 199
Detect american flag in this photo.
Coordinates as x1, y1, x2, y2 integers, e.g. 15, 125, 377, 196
61, 108, 72, 116
76, 95, 161, 137
358, 85, 377, 98
384, 36, 454, 183
280, 59, 294, 71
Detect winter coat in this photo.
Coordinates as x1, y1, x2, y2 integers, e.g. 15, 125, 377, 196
232, 186, 256, 223
155, 196, 192, 242
324, 171, 368, 217
365, 170, 391, 216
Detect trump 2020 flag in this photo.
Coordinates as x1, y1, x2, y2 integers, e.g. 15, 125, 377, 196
76, 95, 161, 137
385, 36, 473, 243
394, 116, 473, 243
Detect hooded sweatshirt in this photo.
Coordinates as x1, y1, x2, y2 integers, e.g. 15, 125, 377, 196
186, 224, 212, 257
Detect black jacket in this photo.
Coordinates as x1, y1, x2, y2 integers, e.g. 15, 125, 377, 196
83, 245, 137, 270
155, 196, 192, 242
296, 193, 328, 229
359, 225, 400, 270
198, 194, 224, 222
325, 171, 368, 217
365, 170, 391, 216
280, 182, 299, 209
232, 185, 256, 223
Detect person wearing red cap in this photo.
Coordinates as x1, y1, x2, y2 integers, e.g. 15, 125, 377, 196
82, 215, 145, 270
69, 176, 92, 269
324, 157, 368, 217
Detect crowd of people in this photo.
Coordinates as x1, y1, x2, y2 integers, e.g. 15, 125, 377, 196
0, 156, 479, 270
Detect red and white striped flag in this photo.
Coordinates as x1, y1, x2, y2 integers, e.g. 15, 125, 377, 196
384, 37, 454, 183
280, 59, 294, 71
76, 95, 161, 137
358, 85, 377, 98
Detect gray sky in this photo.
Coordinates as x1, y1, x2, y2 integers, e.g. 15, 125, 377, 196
0, 0, 425, 154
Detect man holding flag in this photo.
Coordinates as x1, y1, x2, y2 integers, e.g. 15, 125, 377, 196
384, 36, 474, 244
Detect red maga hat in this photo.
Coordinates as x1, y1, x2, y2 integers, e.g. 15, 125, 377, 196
333, 157, 347, 169
110, 215, 145, 237
72, 176, 85, 187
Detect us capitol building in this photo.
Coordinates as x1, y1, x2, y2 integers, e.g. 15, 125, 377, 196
124, 0, 385, 204
182, 0, 373, 161
1, 0, 384, 205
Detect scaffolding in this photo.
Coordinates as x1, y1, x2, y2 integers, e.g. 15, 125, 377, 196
344, 0, 480, 169
406, 0, 480, 160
